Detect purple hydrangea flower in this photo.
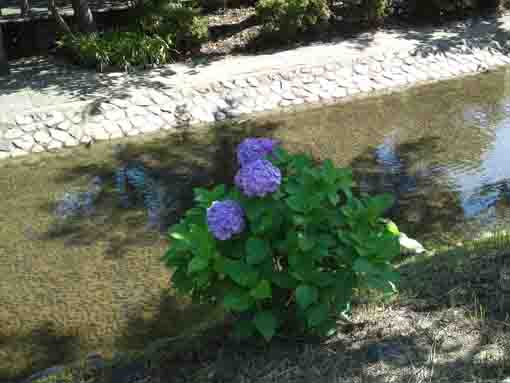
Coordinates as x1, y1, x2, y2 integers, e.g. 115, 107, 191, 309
236, 138, 279, 167
235, 159, 282, 197
206, 200, 245, 240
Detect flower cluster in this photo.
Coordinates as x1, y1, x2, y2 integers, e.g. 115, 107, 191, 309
235, 159, 282, 197
236, 138, 279, 167
206, 138, 282, 240
206, 200, 245, 240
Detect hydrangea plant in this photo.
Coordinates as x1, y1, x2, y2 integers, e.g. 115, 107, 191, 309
162, 138, 400, 341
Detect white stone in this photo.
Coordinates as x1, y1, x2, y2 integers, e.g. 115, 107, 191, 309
399, 233, 426, 255
21, 123, 42, 133
11, 148, 27, 157
45, 112, 65, 126
49, 128, 74, 145
68, 125, 83, 140
34, 130, 52, 145
57, 121, 72, 131
117, 120, 133, 135
110, 99, 132, 109
32, 144, 46, 153
246, 77, 260, 87
4, 128, 23, 139
132, 95, 153, 107
12, 136, 35, 151
149, 90, 171, 105
234, 79, 249, 88
47, 140, 64, 150
126, 106, 148, 117
104, 109, 126, 121
16, 115, 34, 125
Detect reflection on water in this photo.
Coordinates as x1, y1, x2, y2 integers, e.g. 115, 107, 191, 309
268, 68, 510, 245
2, 68, 510, 379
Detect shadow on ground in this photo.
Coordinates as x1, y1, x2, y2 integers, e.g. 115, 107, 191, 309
130, 239, 510, 383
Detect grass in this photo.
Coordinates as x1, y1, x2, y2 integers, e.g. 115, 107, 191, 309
41, 231, 509, 383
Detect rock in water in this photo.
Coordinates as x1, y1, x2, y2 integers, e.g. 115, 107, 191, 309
399, 233, 426, 255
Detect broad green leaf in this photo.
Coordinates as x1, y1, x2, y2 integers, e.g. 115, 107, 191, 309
246, 238, 271, 265
271, 272, 298, 289
365, 194, 395, 222
250, 279, 272, 300
296, 285, 319, 310
187, 256, 209, 273
297, 233, 315, 252
327, 192, 340, 206
223, 259, 260, 287
307, 271, 336, 287
223, 291, 254, 312
233, 320, 255, 340
385, 220, 400, 236
353, 258, 397, 279
253, 311, 278, 341
307, 303, 329, 328
286, 195, 307, 212
171, 269, 194, 294
321, 159, 337, 184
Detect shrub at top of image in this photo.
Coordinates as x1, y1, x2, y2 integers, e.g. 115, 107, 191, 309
255, 0, 332, 41
162, 138, 400, 342
58, 0, 208, 71
140, 0, 209, 53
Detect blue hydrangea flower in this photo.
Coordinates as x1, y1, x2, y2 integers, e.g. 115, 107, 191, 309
236, 138, 280, 167
235, 159, 282, 197
206, 200, 245, 240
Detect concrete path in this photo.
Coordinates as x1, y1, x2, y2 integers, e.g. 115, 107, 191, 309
1, 12, 510, 159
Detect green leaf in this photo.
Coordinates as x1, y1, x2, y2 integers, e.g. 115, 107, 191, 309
353, 258, 396, 278
286, 194, 308, 212
193, 185, 226, 207
327, 192, 340, 206
385, 220, 400, 236
321, 160, 337, 184
253, 311, 278, 342
223, 259, 260, 287
250, 280, 272, 300
233, 320, 255, 340
297, 233, 315, 252
246, 238, 271, 265
223, 291, 254, 312
307, 303, 329, 328
271, 272, 298, 289
296, 285, 319, 310
365, 194, 395, 222
187, 256, 209, 273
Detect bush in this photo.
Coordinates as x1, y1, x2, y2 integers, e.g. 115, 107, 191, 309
255, 0, 331, 40
140, 0, 209, 52
361, 0, 388, 24
59, 31, 175, 70
406, 0, 489, 19
58, 0, 207, 70
162, 138, 400, 341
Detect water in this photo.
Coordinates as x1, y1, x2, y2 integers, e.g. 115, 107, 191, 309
2, 68, 510, 380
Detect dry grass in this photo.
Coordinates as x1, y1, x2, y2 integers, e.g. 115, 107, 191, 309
61, 234, 510, 383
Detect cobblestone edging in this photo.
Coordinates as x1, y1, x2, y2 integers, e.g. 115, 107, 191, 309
2, 40, 510, 160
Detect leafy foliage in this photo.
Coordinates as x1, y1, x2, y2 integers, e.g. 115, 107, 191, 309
58, 31, 175, 70
140, 0, 209, 52
361, 0, 388, 24
255, 0, 331, 40
162, 143, 400, 341
58, 0, 207, 70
